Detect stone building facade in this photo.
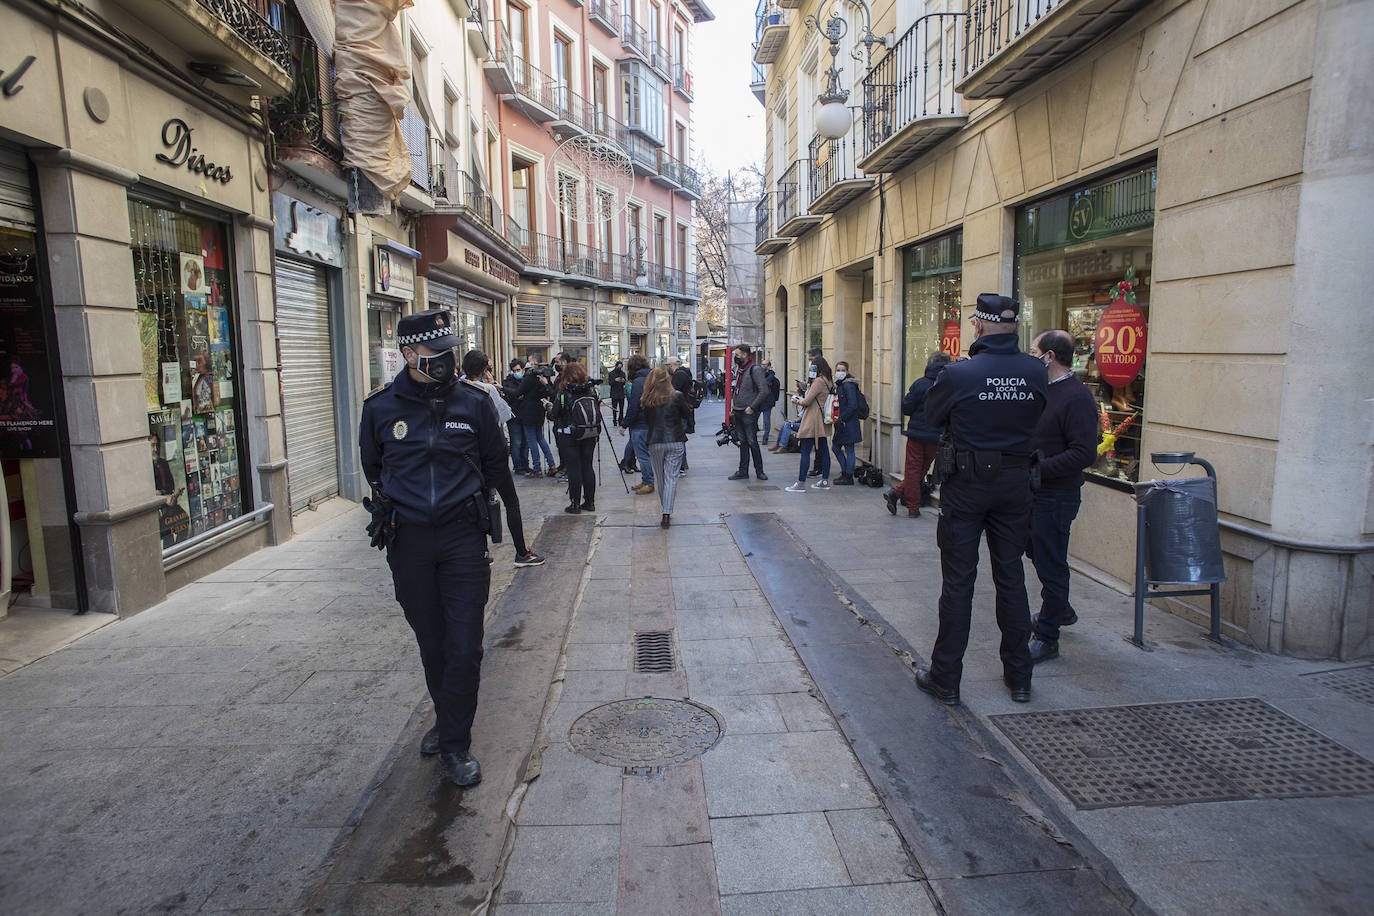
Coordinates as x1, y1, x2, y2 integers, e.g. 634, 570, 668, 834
752, 0, 1373, 659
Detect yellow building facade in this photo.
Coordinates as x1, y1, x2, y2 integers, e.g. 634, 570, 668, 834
753, 0, 1373, 659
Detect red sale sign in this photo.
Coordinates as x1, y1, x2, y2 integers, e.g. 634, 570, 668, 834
940, 319, 961, 358
1095, 302, 1147, 387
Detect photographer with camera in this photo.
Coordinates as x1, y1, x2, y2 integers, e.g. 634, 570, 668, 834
515, 358, 556, 477
727, 344, 769, 482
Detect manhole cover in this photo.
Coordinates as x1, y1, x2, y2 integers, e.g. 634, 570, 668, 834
1303, 665, 1374, 707
992, 697, 1374, 810
569, 697, 724, 773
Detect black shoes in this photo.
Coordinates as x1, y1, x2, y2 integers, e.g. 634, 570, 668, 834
1004, 676, 1032, 703
514, 550, 545, 567
1029, 638, 1060, 664
883, 489, 899, 515
915, 666, 959, 705
420, 725, 440, 756
755, 471, 768, 481
564, 503, 580, 514
661, 513, 671, 529
440, 750, 482, 787
728, 471, 750, 480
1032, 610, 1079, 628
834, 474, 854, 486
580, 500, 595, 511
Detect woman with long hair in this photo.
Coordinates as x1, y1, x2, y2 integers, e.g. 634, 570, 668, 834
547, 362, 600, 513
786, 355, 835, 492
640, 367, 696, 528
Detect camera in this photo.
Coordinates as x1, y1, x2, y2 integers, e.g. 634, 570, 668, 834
534, 366, 557, 380
715, 421, 742, 448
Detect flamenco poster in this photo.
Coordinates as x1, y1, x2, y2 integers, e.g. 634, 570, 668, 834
0, 228, 60, 459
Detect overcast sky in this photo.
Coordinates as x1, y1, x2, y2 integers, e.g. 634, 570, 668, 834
693, 4, 765, 177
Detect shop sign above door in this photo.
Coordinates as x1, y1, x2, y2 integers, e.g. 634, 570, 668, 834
273, 195, 341, 266
155, 118, 232, 184
373, 244, 416, 300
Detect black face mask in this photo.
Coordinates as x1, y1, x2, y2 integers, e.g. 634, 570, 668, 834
414, 349, 457, 385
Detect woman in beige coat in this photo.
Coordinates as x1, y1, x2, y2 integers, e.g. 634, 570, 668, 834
786, 356, 835, 492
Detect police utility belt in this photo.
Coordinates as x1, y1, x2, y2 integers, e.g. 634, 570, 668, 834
936, 442, 1041, 488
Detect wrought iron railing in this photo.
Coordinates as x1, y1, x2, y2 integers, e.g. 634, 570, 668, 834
673, 63, 693, 98
678, 162, 703, 197
965, 0, 1059, 76
648, 39, 671, 76
657, 149, 683, 185
807, 130, 861, 205
860, 12, 965, 161
589, 0, 620, 34
268, 32, 341, 160
616, 124, 660, 173
621, 15, 649, 58
755, 193, 772, 247
776, 160, 805, 227
195, 0, 291, 71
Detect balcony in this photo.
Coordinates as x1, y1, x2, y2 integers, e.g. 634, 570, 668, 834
621, 15, 649, 60
808, 131, 871, 214
517, 231, 696, 298
652, 150, 683, 189
466, 2, 490, 59
589, 0, 619, 36
269, 33, 342, 164
648, 39, 672, 79
110, 0, 291, 98
483, 20, 517, 94
960, 0, 1153, 100
753, 4, 787, 66
550, 84, 597, 138
505, 56, 560, 122
616, 125, 660, 175
751, 61, 766, 105
858, 12, 968, 175
776, 160, 822, 237
400, 106, 436, 200
754, 193, 788, 255
672, 63, 694, 100
676, 162, 703, 201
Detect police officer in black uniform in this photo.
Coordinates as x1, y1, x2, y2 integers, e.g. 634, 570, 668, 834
915, 294, 1048, 706
360, 309, 508, 787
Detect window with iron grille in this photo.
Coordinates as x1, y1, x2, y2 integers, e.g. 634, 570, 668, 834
516, 300, 548, 337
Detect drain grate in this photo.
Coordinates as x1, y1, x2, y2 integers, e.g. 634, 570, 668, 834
633, 630, 675, 673
569, 697, 724, 774
992, 697, 1374, 810
1303, 665, 1374, 707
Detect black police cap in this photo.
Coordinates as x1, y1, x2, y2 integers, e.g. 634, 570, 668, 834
972, 293, 1020, 323
397, 309, 461, 350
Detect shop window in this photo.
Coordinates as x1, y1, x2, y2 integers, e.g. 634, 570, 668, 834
598, 330, 620, 377
516, 345, 548, 365
367, 301, 401, 391
562, 305, 589, 338
655, 332, 671, 362
804, 281, 822, 352
131, 198, 248, 548
902, 230, 962, 390
1016, 164, 1156, 487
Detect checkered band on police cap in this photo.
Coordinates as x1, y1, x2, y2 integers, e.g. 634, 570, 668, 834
972, 293, 1020, 323
397, 309, 459, 347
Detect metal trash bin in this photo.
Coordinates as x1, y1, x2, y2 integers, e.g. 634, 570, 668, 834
1133, 476, 1226, 585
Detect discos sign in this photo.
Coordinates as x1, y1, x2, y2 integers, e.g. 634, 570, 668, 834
155, 118, 232, 184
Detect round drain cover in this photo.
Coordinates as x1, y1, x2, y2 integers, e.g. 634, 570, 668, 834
568, 697, 724, 770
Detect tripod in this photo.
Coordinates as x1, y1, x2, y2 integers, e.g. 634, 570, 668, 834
599, 416, 631, 494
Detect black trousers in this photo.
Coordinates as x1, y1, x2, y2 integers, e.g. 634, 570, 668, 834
733, 409, 763, 474
930, 467, 1034, 689
562, 434, 597, 505
610, 394, 626, 425
387, 521, 491, 754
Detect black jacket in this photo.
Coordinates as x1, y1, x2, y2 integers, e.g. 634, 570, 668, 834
902, 364, 944, 443
621, 367, 652, 429
608, 367, 627, 398
513, 371, 550, 426
644, 392, 691, 445
546, 380, 601, 434
1032, 373, 1100, 490
925, 333, 1047, 454
670, 366, 696, 433
501, 372, 523, 412
360, 370, 507, 525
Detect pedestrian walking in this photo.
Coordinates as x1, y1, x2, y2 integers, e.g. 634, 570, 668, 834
914, 294, 1048, 707
641, 367, 696, 528
830, 361, 863, 485
886, 351, 952, 517
727, 343, 769, 481
547, 361, 602, 514
785, 356, 834, 492
514, 361, 555, 476
761, 360, 780, 443
667, 356, 694, 475
1025, 329, 1099, 663
359, 309, 508, 787
619, 354, 654, 494
607, 360, 627, 425
502, 360, 529, 473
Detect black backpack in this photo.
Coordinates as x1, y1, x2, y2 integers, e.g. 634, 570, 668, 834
767, 373, 781, 405
569, 393, 601, 441
845, 378, 871, 420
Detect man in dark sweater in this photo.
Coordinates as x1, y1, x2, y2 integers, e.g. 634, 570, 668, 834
1026, 329, 1100, 663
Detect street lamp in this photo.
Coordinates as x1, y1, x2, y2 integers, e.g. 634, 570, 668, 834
806, 0, 889, 140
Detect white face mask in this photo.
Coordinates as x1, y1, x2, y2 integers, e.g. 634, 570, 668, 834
808, 366, 817, 378
835, 370, 847, 380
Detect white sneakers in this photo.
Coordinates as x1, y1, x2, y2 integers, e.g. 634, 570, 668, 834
812, 478, 832, 490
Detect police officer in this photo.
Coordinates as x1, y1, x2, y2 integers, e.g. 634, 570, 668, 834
359, 309, 508, 787
915, 294, 1048, 706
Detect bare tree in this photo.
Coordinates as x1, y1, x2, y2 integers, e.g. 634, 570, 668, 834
694, 164, 763, 327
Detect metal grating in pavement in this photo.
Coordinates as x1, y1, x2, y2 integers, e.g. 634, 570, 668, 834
1303, 665, 1374, 707
992, 697, 1374, 810
633, 630, 675, 673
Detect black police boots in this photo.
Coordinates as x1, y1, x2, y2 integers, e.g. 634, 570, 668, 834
915, 666, 959, 705
420, 725, 440, 756
441, 751, 482, 787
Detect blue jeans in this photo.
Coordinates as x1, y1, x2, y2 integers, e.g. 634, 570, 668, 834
798, 436, 829, 482
1029, 488, 1082, 643
762, 405, 773, 441
508, 420, 527, 472
630, 427, 653, 485
522, 424, 554, 471
777, 421, 799, 449
831, 440, 855, 475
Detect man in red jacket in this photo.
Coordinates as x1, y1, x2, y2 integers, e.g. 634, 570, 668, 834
1026, 329, 1101, 663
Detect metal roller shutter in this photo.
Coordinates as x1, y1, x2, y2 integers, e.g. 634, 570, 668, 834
0, 144, 35, 230
275, 257, 340, 512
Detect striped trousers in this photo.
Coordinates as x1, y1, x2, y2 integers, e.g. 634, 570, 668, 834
649, 442, 686, 514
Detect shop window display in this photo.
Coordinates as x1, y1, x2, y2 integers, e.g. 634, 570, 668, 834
902, 231, 962, 390
804, 282, 822, 352
131, 198, 247, 548
1016, 165, 1156, 487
